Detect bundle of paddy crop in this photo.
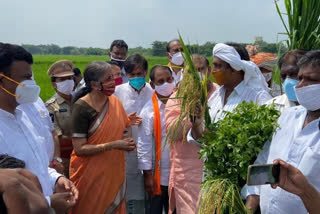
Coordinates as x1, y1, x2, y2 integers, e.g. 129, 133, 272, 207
198, 102, 280, 214
167, 34, 210, 142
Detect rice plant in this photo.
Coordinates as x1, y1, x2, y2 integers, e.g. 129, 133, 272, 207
275, 0, 320, 50
166, 33, 210, 142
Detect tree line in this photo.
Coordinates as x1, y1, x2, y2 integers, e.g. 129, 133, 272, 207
22, 39, 286, 56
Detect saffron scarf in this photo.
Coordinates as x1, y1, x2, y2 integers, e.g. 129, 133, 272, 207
152, 92, 162, 195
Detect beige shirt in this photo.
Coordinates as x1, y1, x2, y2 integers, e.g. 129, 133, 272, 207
45, 93, 72, 137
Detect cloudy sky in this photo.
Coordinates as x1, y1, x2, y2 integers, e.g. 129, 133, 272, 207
0, 0, 286, 48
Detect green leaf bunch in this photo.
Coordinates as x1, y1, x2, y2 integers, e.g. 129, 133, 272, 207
198, 102, 280, 214
199, 102, 280, 186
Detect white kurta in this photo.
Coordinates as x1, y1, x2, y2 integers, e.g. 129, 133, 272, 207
241, 106, 320, 214
169, 67, 183, 86
208, 81, 272, 121
137, 97, 170, 186
187, 81, 272, 144
114, 82, 154, 201
18, 97, 55, 161
0, 108, 61, 204
266, 93, 297, 113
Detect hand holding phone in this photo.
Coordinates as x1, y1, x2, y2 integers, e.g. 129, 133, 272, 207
247, 163, 280, 186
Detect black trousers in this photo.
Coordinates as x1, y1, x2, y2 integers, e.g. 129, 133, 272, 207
145, 185, 169, 214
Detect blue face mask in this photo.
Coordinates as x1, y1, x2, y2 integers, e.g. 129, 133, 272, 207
283, 78, 299, 101
129, 77, 146, 91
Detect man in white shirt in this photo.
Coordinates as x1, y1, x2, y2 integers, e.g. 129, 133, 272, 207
243, 50, 320, 214
109, 39, 129, 84
266, 49, 307, 112
114, 53, 154, 214
166, 39, 184, 86
188, 43, 272, 142
0, 43, 78, 213
137, 65, 175, 214
18, 97, 65, 174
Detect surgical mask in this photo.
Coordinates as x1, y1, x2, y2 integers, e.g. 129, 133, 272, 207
100, 81, 115, 96
155, 81, 175, 97
129, 77, 146, 91
263, 72, 272, 83
295, 84, 320, 111
212, 70, 226, 86
56, 79, 74, 95
110, 56, 125, 68
114, 77, 123, 86
170, 52, 184, 66
283, 78, 298, 101
0, 74, 40, 104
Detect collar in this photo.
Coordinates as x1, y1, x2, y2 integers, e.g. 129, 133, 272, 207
0, 107, 21, 119
169, 66, 183, 75
128, 82, 147, 94
56, 93, 67, 105
233, 81, 246, 96
156, 95, 166, 108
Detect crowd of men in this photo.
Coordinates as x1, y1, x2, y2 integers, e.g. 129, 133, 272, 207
0, 38, 319, 214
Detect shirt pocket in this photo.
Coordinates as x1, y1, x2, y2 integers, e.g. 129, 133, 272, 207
298, 147, 320, 190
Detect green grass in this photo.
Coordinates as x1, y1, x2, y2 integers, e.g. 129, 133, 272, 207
32, 55, 170, 101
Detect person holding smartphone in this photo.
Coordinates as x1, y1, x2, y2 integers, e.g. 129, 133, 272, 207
271, 159, 320, 214
242, 50, 320, 214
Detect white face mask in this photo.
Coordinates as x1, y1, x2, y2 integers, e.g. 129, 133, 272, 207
170, 52, 184, 66
16, 80, 40, 104
56, 79, 74, 95
295, 84, 320, 111
155, 81, 175, 97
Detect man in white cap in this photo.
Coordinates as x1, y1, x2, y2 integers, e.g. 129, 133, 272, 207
187, 43, 272, 144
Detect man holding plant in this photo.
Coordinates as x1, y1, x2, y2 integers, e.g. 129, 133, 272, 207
243, 50, 320, 214
188, 43, 272, 142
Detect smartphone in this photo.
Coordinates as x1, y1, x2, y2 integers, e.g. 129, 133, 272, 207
246, 164, 280, 186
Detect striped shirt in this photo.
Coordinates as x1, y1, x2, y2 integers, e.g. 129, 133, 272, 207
187, 81, 272, 144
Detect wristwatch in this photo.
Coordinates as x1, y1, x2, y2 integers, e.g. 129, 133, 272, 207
53, 157, 63, 163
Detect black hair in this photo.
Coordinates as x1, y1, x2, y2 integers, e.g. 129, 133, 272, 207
166, 39, 180, 52
0, 43, 33, 76
123, 54, 148, 74
298, 50, 320, 69
51, 77, 56, 82
226, 42, 250, 61
0, 154, 25, 169
278, 49, 308, 69
149, 65, 172, 82
107, 61, 121, 69
72, 61, 112, 103
109, 40, 128, 52
73, 68, 81, 77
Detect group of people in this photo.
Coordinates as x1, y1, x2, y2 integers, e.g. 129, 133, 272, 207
0, 38, 319, 214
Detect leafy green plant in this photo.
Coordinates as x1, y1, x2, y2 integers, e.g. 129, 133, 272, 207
198, 102, 280, 214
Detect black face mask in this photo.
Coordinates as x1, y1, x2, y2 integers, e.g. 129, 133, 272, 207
110, 57, 125, 69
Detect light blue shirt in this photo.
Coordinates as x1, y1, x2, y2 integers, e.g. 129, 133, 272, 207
241, 106, 320, 214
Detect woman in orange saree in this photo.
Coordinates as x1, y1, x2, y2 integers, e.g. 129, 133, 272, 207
69, 61, 136, 214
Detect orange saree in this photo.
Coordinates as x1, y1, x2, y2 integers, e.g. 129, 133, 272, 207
69, 95, 131, 214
